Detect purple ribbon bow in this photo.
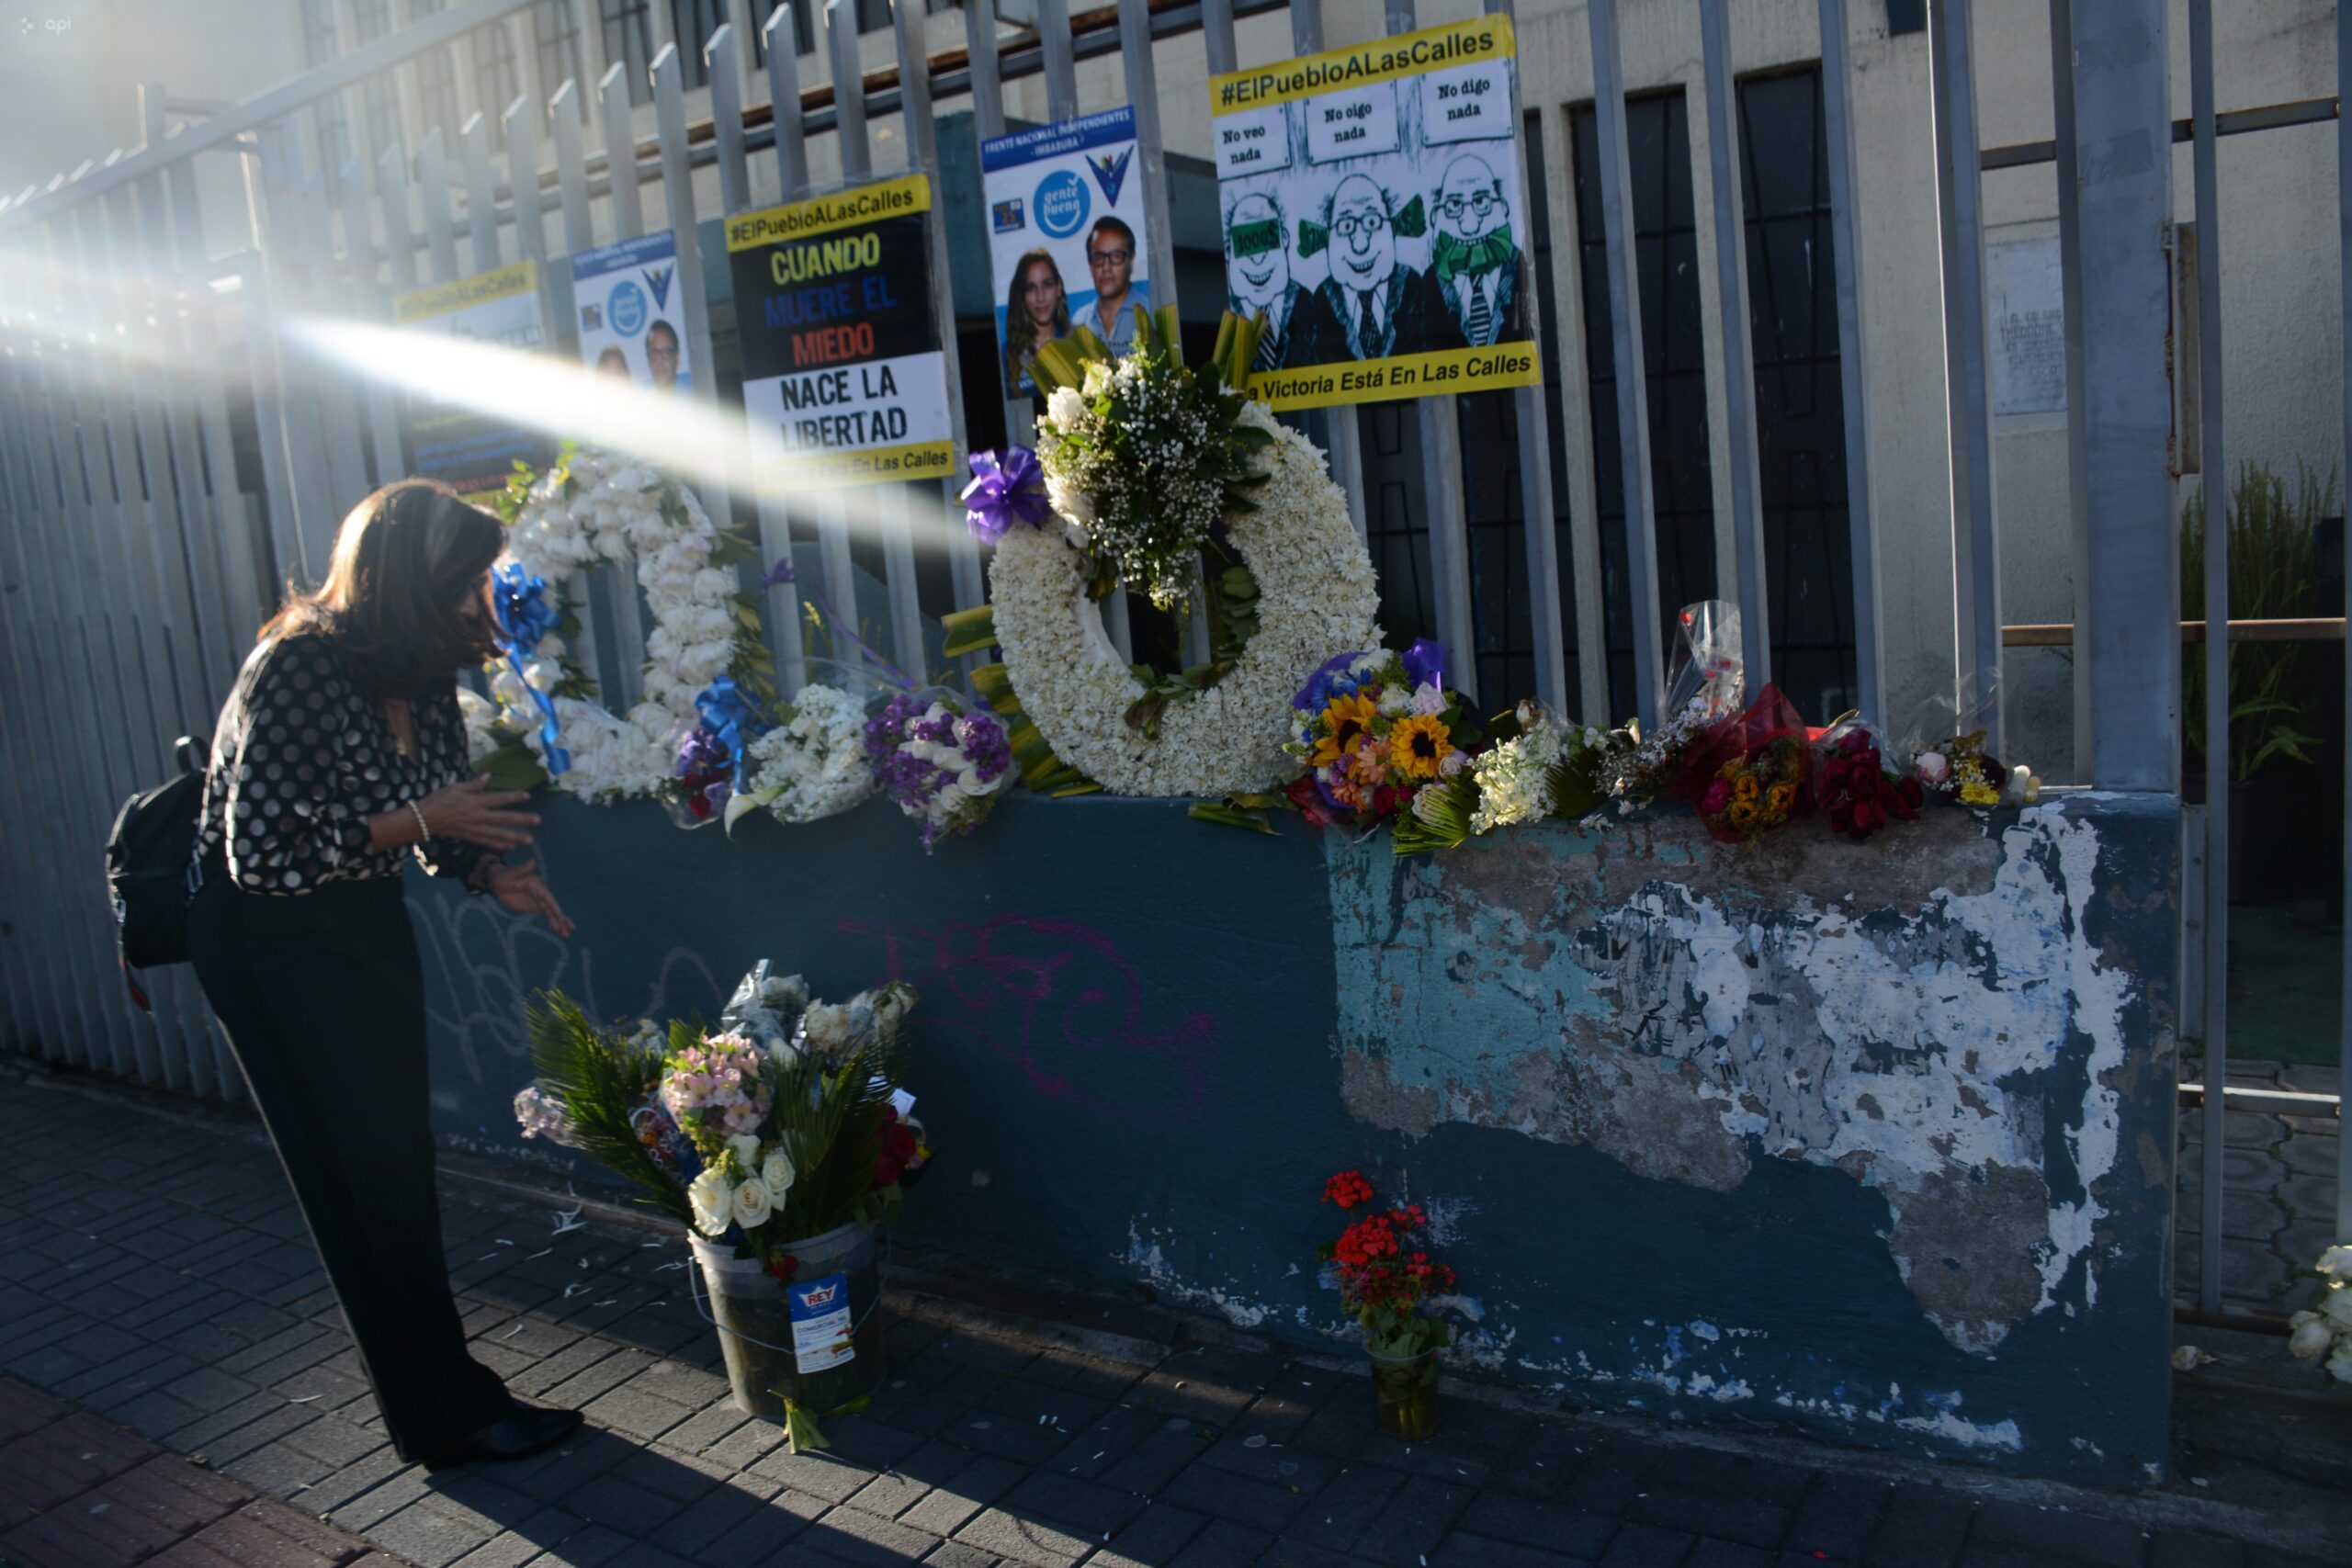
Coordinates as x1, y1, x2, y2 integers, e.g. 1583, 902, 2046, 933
1403, 637, 1448, 694
960, 446, 1050, 543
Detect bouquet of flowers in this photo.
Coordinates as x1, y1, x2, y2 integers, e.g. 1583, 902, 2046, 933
669, 676, 764, 827
865, 692, 1014, 852
514, 962, 932, 1264
1812, 718, 1925, 842
2288, 1247, 2352, 1383
725, 682, 880, 832
1394, 700, 1612, 853
1675, 683, 1814, 844
1031, 307, 1270, 615
1602, 601, 1747, 812
1318, 1170, 1460, 1441
1285, 642, 1479, 831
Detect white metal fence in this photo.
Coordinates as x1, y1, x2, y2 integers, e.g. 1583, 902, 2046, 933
0, 0, 2340, 1321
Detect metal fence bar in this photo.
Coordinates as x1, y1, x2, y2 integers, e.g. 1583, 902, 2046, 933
338, 152, 409, 489
1286, 0, 1369, 551
293, 150, 379, 521
593, 61, 650, 709
1585, 0, 1666, 729
1928, 0, 2000, 751
813, 0, 870, 673
654, 41, 749, 683
0, 389, 75, 1049
708, 27, 752, 215
553, 81, 592, 246
1480, 0, 1566, 716
757, 5, 810, 697
2338, 0, 2352, 1245
251, 128, 345, 581
1698, 0, 1772, 690
462, 111, 503, 269
38, 212, 157, 1078
965, 0, 1032, 470
893, 0, 985, 646
419, 127, 461, 281
1817, 0, 1882, 727
2069, 0, 2176, 794
0, 348, 109, 1061
1381, 0, 1476, 702
2049, 0, 2090, 782
2188, 0, 2229, 1319
506, 93, 548, 264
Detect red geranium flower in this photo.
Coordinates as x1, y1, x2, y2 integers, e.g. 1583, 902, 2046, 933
1324, 1170, 1375, 1210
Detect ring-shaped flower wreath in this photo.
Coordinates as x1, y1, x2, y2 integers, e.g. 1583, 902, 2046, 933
469, 448, 760, 803
961, 312, 1379, 798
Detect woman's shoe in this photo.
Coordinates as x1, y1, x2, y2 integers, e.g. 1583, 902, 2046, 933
423, 1404, 583, 1471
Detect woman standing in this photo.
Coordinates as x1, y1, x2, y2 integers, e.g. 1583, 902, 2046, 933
1002, 248, 1070, 398
187, 479, 580, 1471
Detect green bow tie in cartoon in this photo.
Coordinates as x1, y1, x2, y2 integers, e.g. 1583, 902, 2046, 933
1431, 226, 1518, 285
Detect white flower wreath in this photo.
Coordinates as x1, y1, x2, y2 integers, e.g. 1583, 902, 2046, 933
488, 449, 741, 803
989, 401, 1379, 797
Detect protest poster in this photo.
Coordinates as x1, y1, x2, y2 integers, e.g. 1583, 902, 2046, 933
981, 107, 1152, 399
571, 231, 693, 393
725, 174, 956, 491
1208, 17, 1542, 411
392, 261, 550, 502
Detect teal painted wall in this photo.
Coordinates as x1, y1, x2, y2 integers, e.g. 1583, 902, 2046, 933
414, 789, 2180, 1486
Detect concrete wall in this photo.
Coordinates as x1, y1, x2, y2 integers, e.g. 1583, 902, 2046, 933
417, 786, 2182, 1486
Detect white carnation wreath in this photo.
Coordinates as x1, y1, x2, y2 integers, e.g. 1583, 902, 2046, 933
989, 401, 1379, 797
485, 449, 742, 803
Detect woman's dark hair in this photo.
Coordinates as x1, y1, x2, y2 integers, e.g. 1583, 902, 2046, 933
1002, 249, 1069, 392
257, 478, 504, 698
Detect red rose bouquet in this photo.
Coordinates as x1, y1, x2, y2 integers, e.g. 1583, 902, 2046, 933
1811, 720, 1925, 842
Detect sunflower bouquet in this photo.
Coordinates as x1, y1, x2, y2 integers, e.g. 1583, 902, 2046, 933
1284, 642, 1480, 830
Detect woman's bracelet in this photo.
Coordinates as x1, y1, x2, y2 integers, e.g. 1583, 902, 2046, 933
407, 799, 432, 843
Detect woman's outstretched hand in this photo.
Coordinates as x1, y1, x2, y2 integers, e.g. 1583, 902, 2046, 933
420, 773, 539, 851
482, 858, 574, 937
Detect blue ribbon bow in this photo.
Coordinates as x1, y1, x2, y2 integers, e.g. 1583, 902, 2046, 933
1402, 637, 1448, 694
959, 446, 1049, 543
692, 675, 763, 796
492, 563, 570, 775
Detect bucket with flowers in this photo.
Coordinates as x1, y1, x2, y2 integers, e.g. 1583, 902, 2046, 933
514, 961, 932, 1450
1319, 1170, 1461, 1441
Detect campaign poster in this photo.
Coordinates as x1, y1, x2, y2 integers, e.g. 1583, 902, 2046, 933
571, 231, 693, 393
392, 261, 551, 502
981, 107, 1152, 398
725, 174, 956, 491
1208, 17, 1542, 411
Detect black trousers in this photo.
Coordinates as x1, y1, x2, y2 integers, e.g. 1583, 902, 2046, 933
188, 872, 514, 1461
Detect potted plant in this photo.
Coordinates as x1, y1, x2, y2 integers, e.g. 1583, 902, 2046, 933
514, 962, 932, 1451
1319, 1170, 1461, 1441
2181, 461, 2337, 903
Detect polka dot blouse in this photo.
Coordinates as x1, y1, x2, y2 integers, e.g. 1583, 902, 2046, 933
195, 633, 490, 895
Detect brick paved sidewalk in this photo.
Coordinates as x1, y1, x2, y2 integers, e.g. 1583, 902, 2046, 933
0, 1374, 391, 1567
2, 1066, 2345, 1568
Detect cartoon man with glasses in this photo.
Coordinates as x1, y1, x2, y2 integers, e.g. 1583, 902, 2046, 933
1083, 216, 1142, 350
1304, 174, 1463, 362
1430, 156, 1523, 349
1224, 191, 1345, 370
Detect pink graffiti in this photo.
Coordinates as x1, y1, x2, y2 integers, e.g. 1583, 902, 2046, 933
837, 915, 1214, 1119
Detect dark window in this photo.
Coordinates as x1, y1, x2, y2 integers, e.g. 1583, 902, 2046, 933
749, 0, 817, 61
1571, 90, 1715, 719
353, 0, 402, 157
1358, 403, 1437, 657
1737, 67, 1858, 718
672, 0, 725, 87
301, 0, 350, 175
411, 0, 465, 149
534, 0, 589, 119
604, 0, 656, 105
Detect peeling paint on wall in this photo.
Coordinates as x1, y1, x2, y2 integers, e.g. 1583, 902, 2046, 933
1330, 805, 2158, 1356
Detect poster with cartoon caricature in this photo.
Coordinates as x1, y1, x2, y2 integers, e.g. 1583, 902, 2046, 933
1209, 17, 1540, 411
982, 107, 1152, 399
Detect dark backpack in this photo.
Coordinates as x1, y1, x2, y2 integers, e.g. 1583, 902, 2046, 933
105, 736, 211, 1010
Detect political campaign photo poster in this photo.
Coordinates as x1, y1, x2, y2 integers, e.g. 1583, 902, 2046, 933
981, 107, 1152, 399
726, 174, 955, 490
392, 261, 551, 502
571, 231, 693, 392
1208, 17, 1542, 411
